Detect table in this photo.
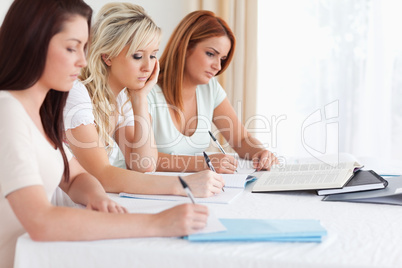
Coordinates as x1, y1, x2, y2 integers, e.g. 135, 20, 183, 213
14, 157, 402, 268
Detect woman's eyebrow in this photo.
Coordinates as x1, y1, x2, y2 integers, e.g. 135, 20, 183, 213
66, 38, 82, 44
208, 47, 220, 54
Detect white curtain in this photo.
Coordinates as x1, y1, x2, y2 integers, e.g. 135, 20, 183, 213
256, 0, 402, 161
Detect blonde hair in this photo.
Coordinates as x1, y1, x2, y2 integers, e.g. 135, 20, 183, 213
81, 2, 161, 152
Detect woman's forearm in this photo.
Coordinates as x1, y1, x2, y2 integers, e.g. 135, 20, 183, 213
122, 96, 158, 172
59, 172, 107, 206
233, 135, 266, 159
156, 152, 208, 172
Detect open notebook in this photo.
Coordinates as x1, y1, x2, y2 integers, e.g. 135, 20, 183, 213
252, 153, 363, 192
119, 172, 256, 204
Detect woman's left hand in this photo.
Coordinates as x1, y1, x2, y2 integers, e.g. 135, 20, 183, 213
86, 194, 128, 214
252, 149, 279, 171
128, 59, 160, 98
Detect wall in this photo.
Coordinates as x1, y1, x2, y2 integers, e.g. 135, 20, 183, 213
0, 0, 191, 53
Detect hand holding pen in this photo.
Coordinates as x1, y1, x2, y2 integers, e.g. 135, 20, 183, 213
203, 151, 216, 172
179, 176, 196, 203
203, 151, 225, 192
207, 131, 238, 173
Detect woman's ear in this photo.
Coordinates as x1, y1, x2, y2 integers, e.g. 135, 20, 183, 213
101, 54, 111, 66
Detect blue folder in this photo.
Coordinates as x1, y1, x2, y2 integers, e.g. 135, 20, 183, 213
185, 219, 327, 242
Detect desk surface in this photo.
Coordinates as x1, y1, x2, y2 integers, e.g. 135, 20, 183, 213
15, 174, 402, 268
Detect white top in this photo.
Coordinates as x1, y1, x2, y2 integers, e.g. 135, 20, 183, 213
147, 77, 226, 155
64, 80, 135, 169
0, 91, 72, 268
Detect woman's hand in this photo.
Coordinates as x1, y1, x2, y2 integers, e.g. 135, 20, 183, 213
128, 59, 160, 98
183, 170, 225, 197
209, 153, 238, 174
86, 193, 128, 214
152, 203, 209, 236
252, 149, 278, 171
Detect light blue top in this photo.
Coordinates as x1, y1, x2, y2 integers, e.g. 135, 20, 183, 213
147, 77, 227, 155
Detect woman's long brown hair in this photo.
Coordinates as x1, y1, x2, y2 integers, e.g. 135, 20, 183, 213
0, 0, 92, 182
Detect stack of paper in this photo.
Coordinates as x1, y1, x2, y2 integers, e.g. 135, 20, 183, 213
186, 219, 327, 242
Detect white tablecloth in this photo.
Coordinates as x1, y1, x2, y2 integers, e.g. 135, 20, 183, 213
15, 176, 402, 268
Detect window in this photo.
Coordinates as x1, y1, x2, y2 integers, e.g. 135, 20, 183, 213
256, 0, 402, 161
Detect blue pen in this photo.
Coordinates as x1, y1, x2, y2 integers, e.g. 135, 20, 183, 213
178, 176, 196, 204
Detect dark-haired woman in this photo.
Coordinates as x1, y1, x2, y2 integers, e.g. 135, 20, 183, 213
0, 1, 208, 267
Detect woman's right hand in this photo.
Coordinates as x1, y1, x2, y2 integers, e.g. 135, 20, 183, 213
183, 170, 225, 197
152, 203, 209, 236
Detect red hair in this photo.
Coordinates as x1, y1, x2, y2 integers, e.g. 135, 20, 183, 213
158, 10, 236, 116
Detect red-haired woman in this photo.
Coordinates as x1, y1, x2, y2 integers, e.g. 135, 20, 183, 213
148, 10, 278, 173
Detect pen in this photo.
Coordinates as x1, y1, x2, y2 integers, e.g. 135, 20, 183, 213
208, 131, 238, 173
208, 130, 226, 154
203, 151, 216, 172
178, 176, 196, 204
203, 151, 225, 191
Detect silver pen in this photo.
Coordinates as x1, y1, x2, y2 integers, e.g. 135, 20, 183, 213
203, 151, 225, 191
208, 131, 237, 173
203, 151, 216, 172
178, 176, 196, 204
208, 130, 226, 154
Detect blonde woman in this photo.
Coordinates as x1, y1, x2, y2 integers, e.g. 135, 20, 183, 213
64, 2, 224, 196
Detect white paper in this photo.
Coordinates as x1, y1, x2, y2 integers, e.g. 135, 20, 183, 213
119, 187, 244, 204
145, 172, 253, 188
109, 194, 226, 234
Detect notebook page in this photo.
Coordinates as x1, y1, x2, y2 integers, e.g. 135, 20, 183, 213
109, 194, 226, 234
145, 172, 251, 188
253, 169, 352, 191
270, 162, 356, 172
119, 187, 244, 204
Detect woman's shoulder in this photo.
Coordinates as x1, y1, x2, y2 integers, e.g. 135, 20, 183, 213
0, 91, 33, 135
0, 91, 28, 118
69, 80, 91, 99
65, 80, 92, 108
64, 80, 95, 130
147, 84, 165, 102
0, 91, 17, 108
